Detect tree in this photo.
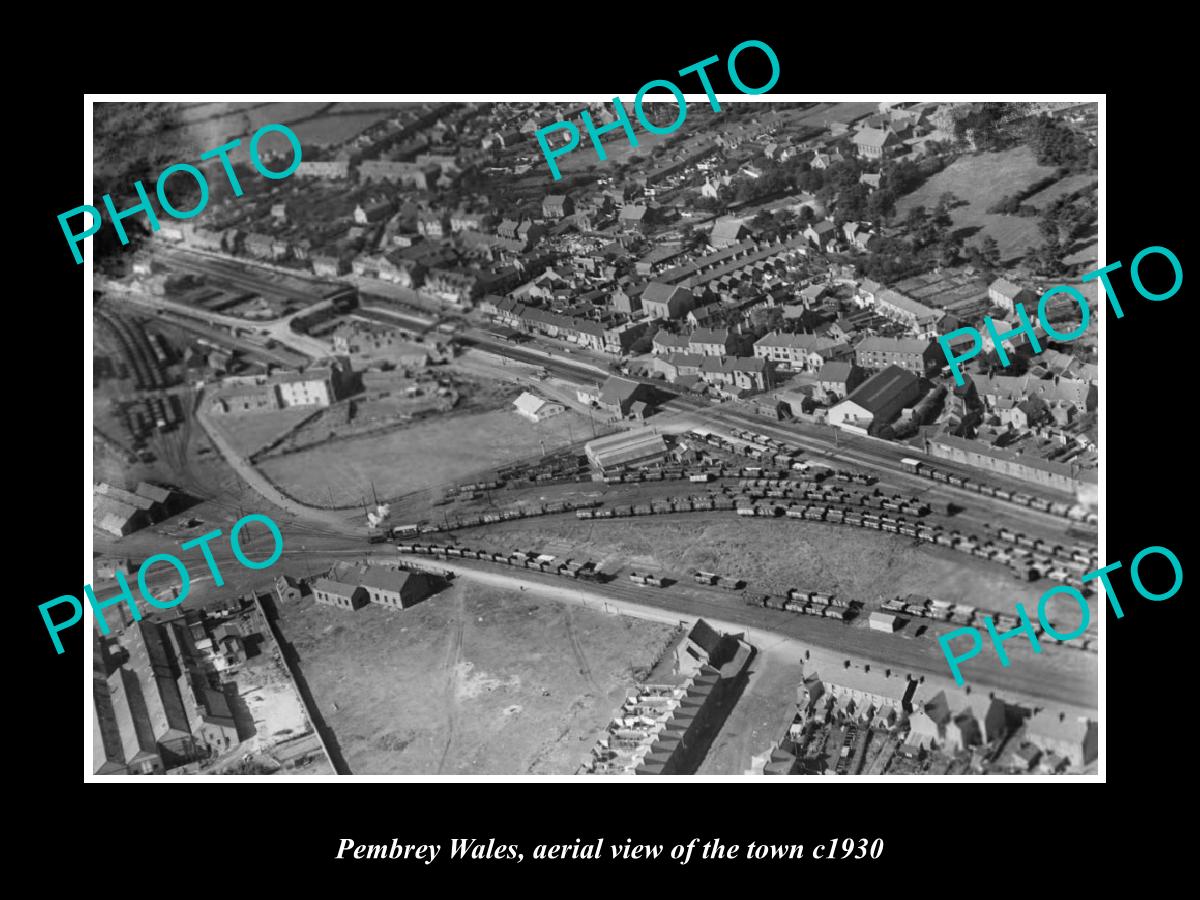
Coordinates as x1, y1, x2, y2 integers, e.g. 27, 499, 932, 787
866, 188, 896, 222
980, 235, 1001, 267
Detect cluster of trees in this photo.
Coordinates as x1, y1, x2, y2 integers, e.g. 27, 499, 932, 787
1041, 189, 1097, 244
1023, 232, 1067, 276
1025, 114, 1095, 171
953, 105, 1096, 175
953, 104, 1018, 152
732, 163, 791, 203
856, 192, 964, 280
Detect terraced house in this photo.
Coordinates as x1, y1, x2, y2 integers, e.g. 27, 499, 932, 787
753, 332, 851, 371
854, 336, 939, 375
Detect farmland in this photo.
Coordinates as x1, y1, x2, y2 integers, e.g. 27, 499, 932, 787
276, 579, 679, 774
895, 145, 1060, 262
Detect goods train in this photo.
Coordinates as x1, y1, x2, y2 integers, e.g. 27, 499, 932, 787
899, 458, 1096, 525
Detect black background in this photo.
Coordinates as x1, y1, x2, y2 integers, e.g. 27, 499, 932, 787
20, 19, 1189, 888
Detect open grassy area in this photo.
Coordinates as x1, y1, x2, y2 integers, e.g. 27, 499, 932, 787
275, 578, 678, 774
788, 102, 878, 129
1025, 173, 1098, 210
895, 146, 1061, 263
257, 407, 591, 505
205, 407, 318, 458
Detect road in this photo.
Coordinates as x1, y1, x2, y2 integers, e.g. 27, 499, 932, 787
415, 554, 1098, 715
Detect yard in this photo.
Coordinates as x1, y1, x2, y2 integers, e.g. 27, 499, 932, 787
895, 146, 1062, 263
257, 407, 592, 505
456, 514, 1038, 615
275, 579, 679, 774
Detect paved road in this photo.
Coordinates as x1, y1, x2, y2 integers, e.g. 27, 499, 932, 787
417, 554, 1098, 715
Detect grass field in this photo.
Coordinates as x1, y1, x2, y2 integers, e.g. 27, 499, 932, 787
276, 579, 678, 774
895, 146, 1060, 263
787, 102, 878, 129
1025, 174, 1098, 210
257, 407, 591, 505
205, 407, 317, 458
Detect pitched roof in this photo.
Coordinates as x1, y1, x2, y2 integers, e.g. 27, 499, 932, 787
755, 332, 841, 353
989, 277, 1037, 300
642, 281, 691, 305
816, 361, 857, 383
312, 578, 362, 598
513, 391, 551, 416
359, 568, 421, 595
856, 336, 934, 356
842, 365, 919, 414
710, 218, 747, 241
599, 376, 643, 405
690, 327, 730, 346
853, 127, 896, 149
1026, 709, 1094, 744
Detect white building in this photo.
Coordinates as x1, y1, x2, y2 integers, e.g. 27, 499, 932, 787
513, 391, 565, 423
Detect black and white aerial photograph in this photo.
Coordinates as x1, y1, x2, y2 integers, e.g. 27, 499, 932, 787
87, 98, 1100, 778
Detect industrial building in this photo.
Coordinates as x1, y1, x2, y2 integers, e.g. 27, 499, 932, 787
827, 365, 923, 435
585, 428, 668, 472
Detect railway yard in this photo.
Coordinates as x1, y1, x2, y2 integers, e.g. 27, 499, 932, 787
93, 249, 1099, 777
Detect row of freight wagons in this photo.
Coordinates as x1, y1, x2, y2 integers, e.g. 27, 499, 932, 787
397, 544, 604, 579
382, 499, 605, 539
576, 495, 738, 518
740, 483, 930, 516
742, 592, 854, 620
879, 598, 1098, 652
734, 499, 1092, 585
900, 458, 1098, 525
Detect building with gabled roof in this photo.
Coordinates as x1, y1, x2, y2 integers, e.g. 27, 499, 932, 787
312, 578, 369, 611
754, 332, 850, 371
988, 277, 1040, 315
641, 282, 694, 320
512, 391, 565, 423
359, 567, 432, 610
710, 217, 749, 249
1025, 709, 1097, 768
855, 335, 939, 375
585, 427, 667, 471
853, 127, 901, 159
828, 364, 923, 434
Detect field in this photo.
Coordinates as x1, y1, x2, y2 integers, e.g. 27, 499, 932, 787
257, 407, 591, 505
205, 407, 318, 458
457, 515, 1035, 615
1024, 173, 1098, 210
276, 579, 679, 774
787, 102, 878, 129
895, 146, 1060, 262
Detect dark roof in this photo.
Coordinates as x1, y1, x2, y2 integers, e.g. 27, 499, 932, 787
688, 619, 723, 658
599, 376, 642, 405
817, 361, 857, 383
642, 281, 690, 305
842, 365, 919, 415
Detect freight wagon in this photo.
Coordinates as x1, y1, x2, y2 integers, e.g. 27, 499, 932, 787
628, 572, 665, 587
